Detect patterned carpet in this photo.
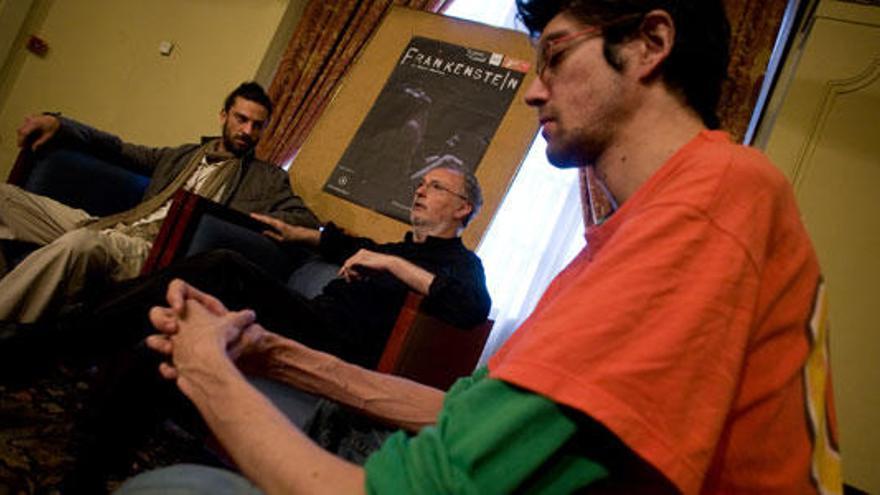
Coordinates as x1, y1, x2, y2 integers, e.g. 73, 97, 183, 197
0, 361, 211, 495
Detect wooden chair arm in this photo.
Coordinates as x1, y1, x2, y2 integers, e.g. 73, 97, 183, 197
141, 189, 274, 274
377, 292, 492, 390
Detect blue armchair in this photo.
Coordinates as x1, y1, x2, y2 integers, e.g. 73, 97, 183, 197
8, 146, 150, 217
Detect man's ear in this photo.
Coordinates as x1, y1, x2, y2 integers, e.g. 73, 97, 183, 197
219, 109, 228, 126
633, 9, 675, 80
454, 201, 474, 225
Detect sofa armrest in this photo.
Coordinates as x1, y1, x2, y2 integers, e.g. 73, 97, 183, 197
141, 190, 296, 280
377, 293, 493, 390
7, 146, 149, 217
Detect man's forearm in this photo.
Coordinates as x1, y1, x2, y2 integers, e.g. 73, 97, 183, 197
279, 225, 321, 246
388, 256, 435, 295
181, 352, 366, 495
249, 331, 445, 431
56, 116, 162, 175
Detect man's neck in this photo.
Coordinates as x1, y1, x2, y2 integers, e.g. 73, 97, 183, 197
594, 89, 707, 205
411, 224, 460, 243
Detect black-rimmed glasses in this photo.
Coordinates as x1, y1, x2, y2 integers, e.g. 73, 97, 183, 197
414, 179, 468, 201
535, 27, 601, 79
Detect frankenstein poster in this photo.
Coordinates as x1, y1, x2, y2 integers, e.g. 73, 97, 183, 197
323, 36, 527, 222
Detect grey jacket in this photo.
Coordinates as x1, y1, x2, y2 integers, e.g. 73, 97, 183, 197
53, 116, 320, 228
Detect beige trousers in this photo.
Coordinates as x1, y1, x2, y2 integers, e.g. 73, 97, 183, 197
0, 184, 152, 323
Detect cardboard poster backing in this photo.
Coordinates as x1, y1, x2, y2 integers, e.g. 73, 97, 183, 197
289, 6, 539, 249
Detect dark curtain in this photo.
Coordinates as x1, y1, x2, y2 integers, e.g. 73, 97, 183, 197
256, 0, 454, 165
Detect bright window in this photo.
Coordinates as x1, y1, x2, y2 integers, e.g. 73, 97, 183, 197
445, 1, 586, 363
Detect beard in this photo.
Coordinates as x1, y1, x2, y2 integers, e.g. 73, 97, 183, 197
545, 129, 606, 169
545, 140, 587, 168
222, 124, 256, 157
544, 100, 627, 169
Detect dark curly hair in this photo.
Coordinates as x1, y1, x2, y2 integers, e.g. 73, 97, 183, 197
223, 81, 273, 120
516, 0, 729, 129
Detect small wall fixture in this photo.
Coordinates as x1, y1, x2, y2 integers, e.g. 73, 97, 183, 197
26, 35, 49, 57
158, 40, 174, 56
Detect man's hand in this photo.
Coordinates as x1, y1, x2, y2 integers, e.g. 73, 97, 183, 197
251, 213, 321, 246
338, 249, 396, 282
147, 298, 255, 387
166, 278, 228, 317
148, 278, 228, 336
339, 249, 436, 294
146, 278, 265, 379
17, 114, 60, 150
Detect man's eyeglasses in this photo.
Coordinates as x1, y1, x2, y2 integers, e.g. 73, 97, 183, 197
414, 179, 469, 201
535, 27, 601, 80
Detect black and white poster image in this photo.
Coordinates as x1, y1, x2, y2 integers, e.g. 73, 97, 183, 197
324, 36, 527, 222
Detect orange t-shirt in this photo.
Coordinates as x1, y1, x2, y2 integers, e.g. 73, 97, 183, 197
489, 131, 841, 494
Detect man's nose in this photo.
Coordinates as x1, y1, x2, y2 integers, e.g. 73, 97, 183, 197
524, 76, 549, 107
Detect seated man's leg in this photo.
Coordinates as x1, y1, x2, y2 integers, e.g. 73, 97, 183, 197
87, 249, 333, 356
115, 464, 264, 495
88, 247, 382, 367
0, 183, 92, 244
84, 249, 291, 337
0, 227, 149, 323
0, 182, 93, 284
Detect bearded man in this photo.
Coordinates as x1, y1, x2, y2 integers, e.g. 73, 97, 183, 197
0, 81, 318, 323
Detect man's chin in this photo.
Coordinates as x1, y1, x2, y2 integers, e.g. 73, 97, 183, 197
545, 147, 582, 169
410, 215, 426, 228
223, 140, 254, 157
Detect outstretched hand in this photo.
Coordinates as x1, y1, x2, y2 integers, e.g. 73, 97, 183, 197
251, 213, 320, 245
16, 114, 60, 151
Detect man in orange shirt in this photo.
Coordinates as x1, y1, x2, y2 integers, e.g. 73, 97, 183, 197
116, 1, 842, 493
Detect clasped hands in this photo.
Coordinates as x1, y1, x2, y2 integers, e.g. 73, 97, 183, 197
146, 279, 267, 390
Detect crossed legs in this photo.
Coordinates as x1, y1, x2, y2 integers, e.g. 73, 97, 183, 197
0, 184, 151, 322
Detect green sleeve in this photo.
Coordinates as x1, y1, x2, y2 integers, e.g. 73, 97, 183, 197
364, 368, 609, 494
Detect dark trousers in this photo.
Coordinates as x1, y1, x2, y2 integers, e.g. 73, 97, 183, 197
65, 249, 330, 492
89, 249, 328, 350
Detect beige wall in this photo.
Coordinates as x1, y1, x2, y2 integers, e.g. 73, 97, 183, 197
0, 0, 33, 74
758, 1, 880, 492
0, 0, 301, 180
